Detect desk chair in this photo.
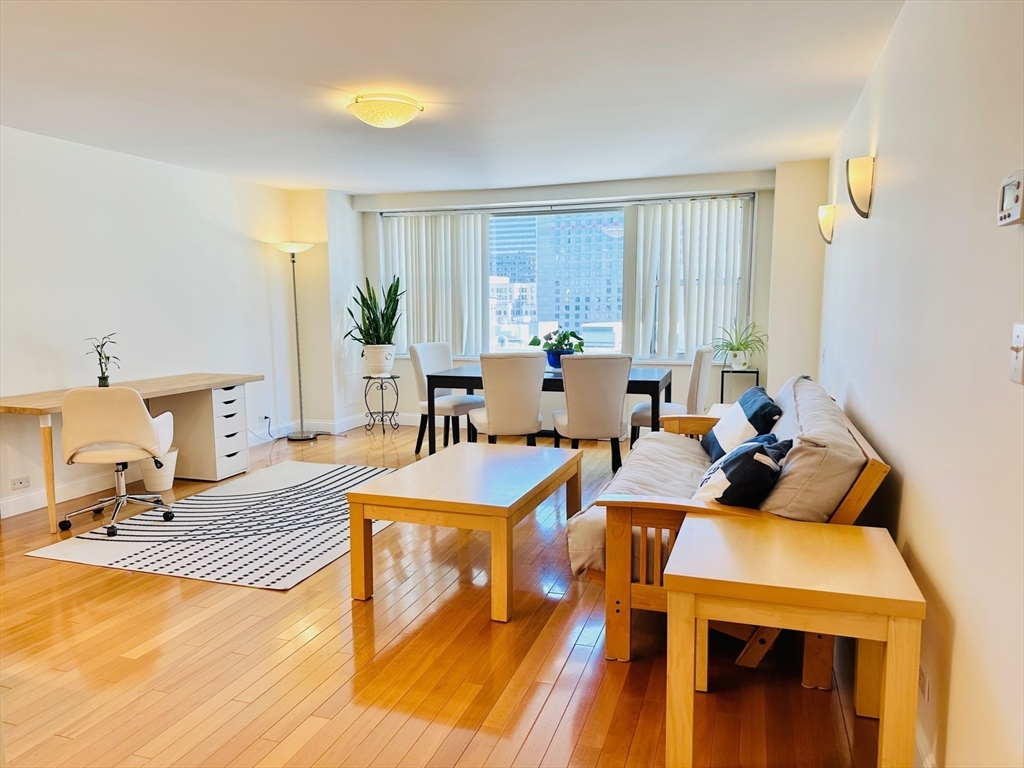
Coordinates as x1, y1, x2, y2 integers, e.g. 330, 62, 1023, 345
630, 345, 713, 446
469, 352, 546, 445
410, 342, 486, 453
552, 354, 632, 472
59, 387, 175, 537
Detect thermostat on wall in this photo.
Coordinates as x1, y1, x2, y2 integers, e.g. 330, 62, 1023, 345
997, 170, 1023, 226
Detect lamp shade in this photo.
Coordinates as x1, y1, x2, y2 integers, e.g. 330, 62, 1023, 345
347, 94, 424, 128
846, 157, 875, 218
275, 242, 315, 254
817, 205, 835, 245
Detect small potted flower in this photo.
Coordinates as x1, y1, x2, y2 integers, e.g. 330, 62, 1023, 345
529, 328, 585, 369
712, 321, 767, 370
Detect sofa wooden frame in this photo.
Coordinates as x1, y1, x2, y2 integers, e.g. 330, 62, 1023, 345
592, 411, 890, 693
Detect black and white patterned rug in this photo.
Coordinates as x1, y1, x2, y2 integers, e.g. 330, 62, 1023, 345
27, 461, 393, 590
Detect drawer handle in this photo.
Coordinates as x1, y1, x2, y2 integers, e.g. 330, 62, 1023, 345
221, 386, 237, 392
224, 432, 239, 439
224, 451, 239, 458
221, 413, 238, 419
221, 399, 237, 406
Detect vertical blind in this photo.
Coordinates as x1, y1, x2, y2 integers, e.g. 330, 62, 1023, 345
380, 212, 490, 355
623, 197, 752, 359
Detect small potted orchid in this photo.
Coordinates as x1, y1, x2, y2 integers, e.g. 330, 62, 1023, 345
529, 328, 585, 369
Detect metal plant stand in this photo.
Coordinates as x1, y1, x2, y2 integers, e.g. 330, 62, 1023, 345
363, 375, 400, 435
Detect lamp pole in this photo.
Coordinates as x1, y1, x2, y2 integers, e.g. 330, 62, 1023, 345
276, 243, 317, 441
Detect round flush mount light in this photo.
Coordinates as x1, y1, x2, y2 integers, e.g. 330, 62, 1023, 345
347, 93, 424, 128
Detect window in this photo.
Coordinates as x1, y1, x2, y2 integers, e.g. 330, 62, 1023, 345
488, 210, 625, 351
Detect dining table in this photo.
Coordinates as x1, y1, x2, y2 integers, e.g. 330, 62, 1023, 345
425, 363, 673, 455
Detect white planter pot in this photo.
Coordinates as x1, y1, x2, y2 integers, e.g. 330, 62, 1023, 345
140, 448, 177, 492
726, 350, 751, 370
363, 345, 396, 377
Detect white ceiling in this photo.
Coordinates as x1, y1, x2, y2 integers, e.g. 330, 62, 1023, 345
0, 0, 903, 194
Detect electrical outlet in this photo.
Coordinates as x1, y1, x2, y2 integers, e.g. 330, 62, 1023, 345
260, 414, 271, 422
10, 476, 30, 491
918, 666, 931, 703
1010, 322, 1024, 385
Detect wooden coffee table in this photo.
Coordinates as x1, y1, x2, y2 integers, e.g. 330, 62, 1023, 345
347, 443, 583, 622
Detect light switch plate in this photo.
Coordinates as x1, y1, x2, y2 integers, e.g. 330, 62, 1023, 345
1011, 322, 1024, 385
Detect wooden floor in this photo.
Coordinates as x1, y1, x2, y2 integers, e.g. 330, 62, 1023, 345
1, 426, 874, 767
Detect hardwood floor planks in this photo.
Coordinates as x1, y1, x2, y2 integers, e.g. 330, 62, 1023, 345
0, 427, 867, 767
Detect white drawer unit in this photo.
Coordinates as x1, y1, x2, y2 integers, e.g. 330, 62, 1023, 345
148, 385, 252, 481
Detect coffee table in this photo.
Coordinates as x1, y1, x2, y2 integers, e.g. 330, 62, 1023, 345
346, 443, 583, 622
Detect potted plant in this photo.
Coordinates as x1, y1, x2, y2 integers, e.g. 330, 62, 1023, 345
345, 276, 404, 377
86, 333, 120, 386
712, 321, 767, 370
529, 328, 585, 369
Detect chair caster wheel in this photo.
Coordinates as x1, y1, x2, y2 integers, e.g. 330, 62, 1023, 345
58, 519, 72, 531
163, 510, 174, 522
106, 525, 117, 537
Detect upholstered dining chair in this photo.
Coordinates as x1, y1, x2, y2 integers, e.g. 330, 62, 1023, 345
552, 354, 632, 472
410, 342, 485, 454
469, 352, 547, 445
59, 387, 175, 537
630, 344, 714, 446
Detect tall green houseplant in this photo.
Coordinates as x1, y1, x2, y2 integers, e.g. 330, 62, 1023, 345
346, 276, 404, 376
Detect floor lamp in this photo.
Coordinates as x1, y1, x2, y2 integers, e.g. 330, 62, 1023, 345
275, 242, 317, 441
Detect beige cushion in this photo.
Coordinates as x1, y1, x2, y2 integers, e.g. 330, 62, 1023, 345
566, 431, 710, 576
418, 394, 485, 418
629, 401, 688, 427
761, 376, 866, 523
552, 409, 627, 440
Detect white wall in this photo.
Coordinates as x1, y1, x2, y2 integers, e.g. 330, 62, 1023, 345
0, 127, 296, 516
819, 3, 1024, 766
768, 159, 828, 392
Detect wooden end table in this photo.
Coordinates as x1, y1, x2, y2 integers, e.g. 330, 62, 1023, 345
346, 442, 582, 622
664, 514, 925, 768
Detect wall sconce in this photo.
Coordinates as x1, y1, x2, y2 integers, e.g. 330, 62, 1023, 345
817, 205, 835, 244
846, 156, 875, 218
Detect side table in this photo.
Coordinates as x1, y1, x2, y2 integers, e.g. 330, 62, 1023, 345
363, 375, 400, 435
720, 367, 759, 403
664, 514, 925, 768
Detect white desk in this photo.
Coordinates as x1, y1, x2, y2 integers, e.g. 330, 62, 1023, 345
0, 373, 264, 533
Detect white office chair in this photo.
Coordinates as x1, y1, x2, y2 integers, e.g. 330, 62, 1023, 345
629, 345, 714, 446
469, 352, 547, 445
59, 387, 175, 537
410, 342, 486, 453
552, 354, 632, 472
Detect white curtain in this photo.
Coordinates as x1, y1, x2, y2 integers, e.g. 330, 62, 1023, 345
380, 212, 490, 355
630, 198, 750, 359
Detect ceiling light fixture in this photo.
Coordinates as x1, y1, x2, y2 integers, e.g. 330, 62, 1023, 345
347, 93, 424, 129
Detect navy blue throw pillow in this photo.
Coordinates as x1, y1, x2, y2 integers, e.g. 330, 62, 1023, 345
693, 436, 793, 508
701, 386, 783, 461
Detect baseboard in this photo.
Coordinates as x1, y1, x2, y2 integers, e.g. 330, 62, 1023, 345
0, 465, 143, 520
915, 722, 937, 768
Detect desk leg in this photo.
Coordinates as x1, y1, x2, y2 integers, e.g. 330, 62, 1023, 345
350, 502, 373, 601
427, 382, 437, 455
651, 389, 661, 432
667, 591, 696, 768
490, 519, 513, 622
40, 415, 57, 534
878, 617, 921, 768
566, 459, 582, 518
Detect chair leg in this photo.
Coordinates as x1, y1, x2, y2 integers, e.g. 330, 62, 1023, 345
452, 416, 460, 444
469, 421, 477, 442
443, 416, 450, 447
414, 414, 428, 454
571, 439, 579, 450
488, 434, 497, 445
526, 434, 536, 447
630, 426, 640, 447
610, 438, 622, 472
553, 431, 561, 448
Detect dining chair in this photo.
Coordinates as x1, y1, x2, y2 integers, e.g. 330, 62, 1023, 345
59, 387, 175, 537
629, 344, 714, 446
552, 353, 632, 472
469, 352, 547, 445
410, 342, 485, 454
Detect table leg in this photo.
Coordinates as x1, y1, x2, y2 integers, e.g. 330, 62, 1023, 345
466, 388, 477, 442
651, 388, 661, 432
490, 519, 513, 622
349, 502, 374, 601
855, 638, 885, 718
665, 381, 673, 403
695, 617, 709, 692
667, 591, 697, 768
565, 459, 582, 517
427, 381, 437, 454
40, 415, 57, 534
877, 617, 921, 767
